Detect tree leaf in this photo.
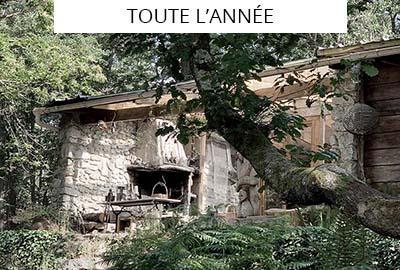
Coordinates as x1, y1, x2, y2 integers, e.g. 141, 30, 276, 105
361, 64, 379, 77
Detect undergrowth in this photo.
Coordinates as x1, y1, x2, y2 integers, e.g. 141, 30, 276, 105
1, 208, 398, 270
0, 230, 64, 270
105, 212, 400, 270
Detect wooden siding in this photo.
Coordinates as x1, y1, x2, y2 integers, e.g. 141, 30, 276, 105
364, 57, 400, 195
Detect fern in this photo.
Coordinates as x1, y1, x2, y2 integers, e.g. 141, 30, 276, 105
105, 216, 282, 270
104, 213, 400, 270
318, 212, 372, 270
273, 226, 326, 270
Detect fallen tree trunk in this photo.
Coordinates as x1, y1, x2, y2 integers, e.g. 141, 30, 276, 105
190, 34, 400, 238
82, 213, 106, 223
83, 221, 106, 232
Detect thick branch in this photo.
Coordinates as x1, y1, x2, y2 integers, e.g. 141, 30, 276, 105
190, 34, 400, 239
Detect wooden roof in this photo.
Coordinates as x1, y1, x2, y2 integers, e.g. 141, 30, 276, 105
33, 39, 400, 129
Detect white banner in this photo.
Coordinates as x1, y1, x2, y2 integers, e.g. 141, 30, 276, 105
54, 0, 347, 33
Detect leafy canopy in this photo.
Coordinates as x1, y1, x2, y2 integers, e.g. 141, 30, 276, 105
108, 1, 399, 154
0, 0, 105, 214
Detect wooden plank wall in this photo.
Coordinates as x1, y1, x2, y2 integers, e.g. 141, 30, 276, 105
364, 56, 400, 195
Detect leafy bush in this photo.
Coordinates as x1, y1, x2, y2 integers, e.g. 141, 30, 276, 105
0, 230, 64, 270
6, 206, 73, 232
369, 234, 400, 269
105, 214, 400, 270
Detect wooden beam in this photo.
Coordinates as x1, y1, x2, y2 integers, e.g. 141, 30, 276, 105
253, 79, 332, 99
37, 46, 400, 115
318, 39, 400, 58
258, 45, 400, 78
92, 101, 144, 111
33, 39, 400, 128
40, 91, 156, 114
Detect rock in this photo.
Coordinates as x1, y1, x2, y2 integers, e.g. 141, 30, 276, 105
31, 216, 52, 230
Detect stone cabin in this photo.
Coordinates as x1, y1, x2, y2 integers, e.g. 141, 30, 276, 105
33, 39, 400, 216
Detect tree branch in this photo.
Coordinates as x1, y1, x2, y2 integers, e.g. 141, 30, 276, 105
190, 34, 400, 239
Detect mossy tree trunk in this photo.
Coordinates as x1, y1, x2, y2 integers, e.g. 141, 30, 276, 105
190, 34, 400, 239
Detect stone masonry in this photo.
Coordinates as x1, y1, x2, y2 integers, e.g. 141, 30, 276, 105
52, 67, 366, 215
201, 134, 238, 212
53, 118, 238, 214
330, 66, 364, 178
53, 121, 139, 212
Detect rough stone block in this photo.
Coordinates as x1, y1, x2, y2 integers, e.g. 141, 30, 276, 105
64, 176, 75, 186
335, 132, 356, 147
331, 121, 346, 132
90, 155, 101, 161
63, 187, 80, 197
115, 158, 125, 169
339, 145, 358, 161
81, 151, 91, 160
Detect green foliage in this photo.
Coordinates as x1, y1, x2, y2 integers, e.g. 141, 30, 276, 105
273, 227, 328, 270
296, 206, 339, 228
10, 206, 72, 232
105, 213, 400, 270
299, 208, 400, 270
345, 0, 400, 44
97, 34, 156, 93
105, 216, 326, 270
0, 230, 63, 270
0, 1, 397, 249
319, 213, 371, 270
361, 63, 380, 77
303, 0, 400, 50
108, 0, 400, 152
0, 0, 396, 212
370, 234, 400, 269
0, 0, 106, 214
284, 144, 339, 167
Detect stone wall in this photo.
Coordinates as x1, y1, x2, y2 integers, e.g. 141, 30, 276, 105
53, 121, 138, 212
53, 119, 239, 214
201, 134, 238, 212
330, 66, 363, 178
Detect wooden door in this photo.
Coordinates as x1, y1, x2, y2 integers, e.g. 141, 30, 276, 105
364, 57, 400, 195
